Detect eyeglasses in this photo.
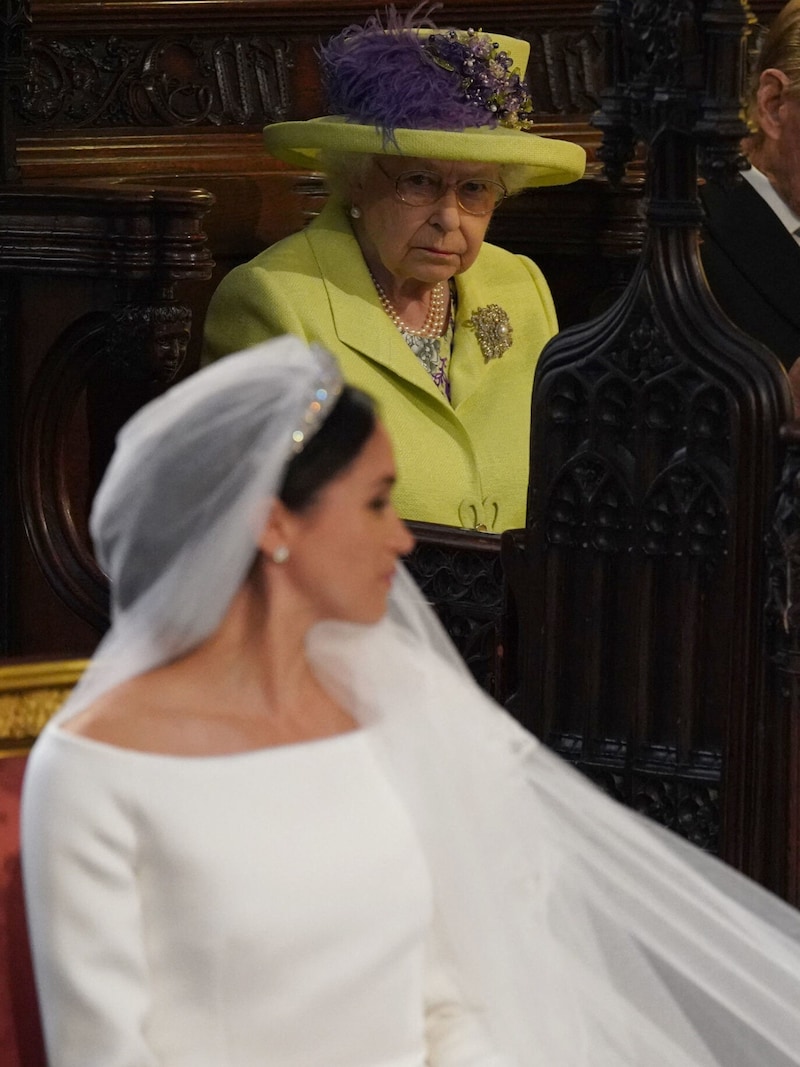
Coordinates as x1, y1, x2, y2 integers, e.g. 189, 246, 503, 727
374, 159, 506, 216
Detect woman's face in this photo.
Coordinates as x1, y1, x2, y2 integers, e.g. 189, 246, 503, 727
351, 155, 500, 289
275, 422, 414, 625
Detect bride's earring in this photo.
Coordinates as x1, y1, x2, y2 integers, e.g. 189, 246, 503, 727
271, 546, 290, 564
350, 205, 362, 219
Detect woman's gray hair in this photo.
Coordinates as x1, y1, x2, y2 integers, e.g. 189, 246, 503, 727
317, 150, 374, 201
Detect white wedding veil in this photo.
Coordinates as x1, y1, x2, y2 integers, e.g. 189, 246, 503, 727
39, 336, 800, 1064
50, 336, 342, 723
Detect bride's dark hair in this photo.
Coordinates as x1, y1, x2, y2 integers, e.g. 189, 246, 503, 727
279, 385, 376, 512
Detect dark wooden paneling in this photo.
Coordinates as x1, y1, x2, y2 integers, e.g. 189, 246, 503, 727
1, 184, 214, 655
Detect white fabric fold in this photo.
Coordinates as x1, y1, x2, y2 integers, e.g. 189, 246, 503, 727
310, 596, 800, 1064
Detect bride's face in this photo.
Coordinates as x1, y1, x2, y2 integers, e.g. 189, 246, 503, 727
279, 423, 414, 624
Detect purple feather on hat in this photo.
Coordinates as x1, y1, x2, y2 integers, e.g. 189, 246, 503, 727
319, 4, 534, 138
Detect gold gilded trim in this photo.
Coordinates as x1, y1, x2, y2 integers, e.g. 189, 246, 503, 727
0, 660, 88, 690
0, 660, 88, 754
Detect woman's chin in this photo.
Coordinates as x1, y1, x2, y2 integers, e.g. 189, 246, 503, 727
319, 599, 390, 629
417, 264, 459, 284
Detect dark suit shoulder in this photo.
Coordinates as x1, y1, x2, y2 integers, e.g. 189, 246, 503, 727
699, 177, 800, 369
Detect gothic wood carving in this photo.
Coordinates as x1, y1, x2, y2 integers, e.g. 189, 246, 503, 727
504, 0, 793, 892
19, 33, 294, 129
405, 522, 503, 697
0, 0, 31, 181
765, 427, 800, 903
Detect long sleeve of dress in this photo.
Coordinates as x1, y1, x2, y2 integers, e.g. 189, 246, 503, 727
21, 732, 158, 1067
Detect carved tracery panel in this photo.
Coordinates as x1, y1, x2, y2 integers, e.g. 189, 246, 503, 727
19, 33, 294, 129
505, 0, 792, 895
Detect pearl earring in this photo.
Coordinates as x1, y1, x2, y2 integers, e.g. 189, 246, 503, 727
350, 205, 362, 219
271, 546, 290, 564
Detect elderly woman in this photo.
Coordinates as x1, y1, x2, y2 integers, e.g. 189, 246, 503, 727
202, 9, 585, 531
21, 336, 800, 1066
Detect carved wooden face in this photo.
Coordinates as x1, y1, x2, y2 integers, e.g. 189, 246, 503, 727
107, 307, 191, 384
150, 313, 191, 382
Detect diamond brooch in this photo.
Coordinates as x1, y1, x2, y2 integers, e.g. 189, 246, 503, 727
465, 305, 513, 362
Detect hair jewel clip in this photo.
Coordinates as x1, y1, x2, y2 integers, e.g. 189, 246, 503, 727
290, 345, 344, 453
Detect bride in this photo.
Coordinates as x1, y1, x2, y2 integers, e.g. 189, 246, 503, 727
21, 336, 800, 1065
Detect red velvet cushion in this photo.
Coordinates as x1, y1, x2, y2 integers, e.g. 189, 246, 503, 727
0, 756, 46, 1067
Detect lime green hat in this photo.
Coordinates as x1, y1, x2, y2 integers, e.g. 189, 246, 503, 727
263, 10, 586, 189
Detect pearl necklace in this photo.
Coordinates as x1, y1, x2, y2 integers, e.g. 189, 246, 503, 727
370, 273, 448, 339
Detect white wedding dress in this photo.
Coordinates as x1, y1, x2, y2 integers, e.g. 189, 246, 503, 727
22, 723, 507, 1067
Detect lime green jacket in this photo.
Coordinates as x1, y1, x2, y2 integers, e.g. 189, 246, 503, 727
203, 200, 557, 531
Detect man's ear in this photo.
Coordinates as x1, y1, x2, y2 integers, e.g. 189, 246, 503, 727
756, 68, 793, 140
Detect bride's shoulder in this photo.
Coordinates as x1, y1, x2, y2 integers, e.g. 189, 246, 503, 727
62, 673, 166, 749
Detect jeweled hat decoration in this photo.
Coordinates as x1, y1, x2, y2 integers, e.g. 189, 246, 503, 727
263, 4, 586, 189
320, 7, 535, 137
